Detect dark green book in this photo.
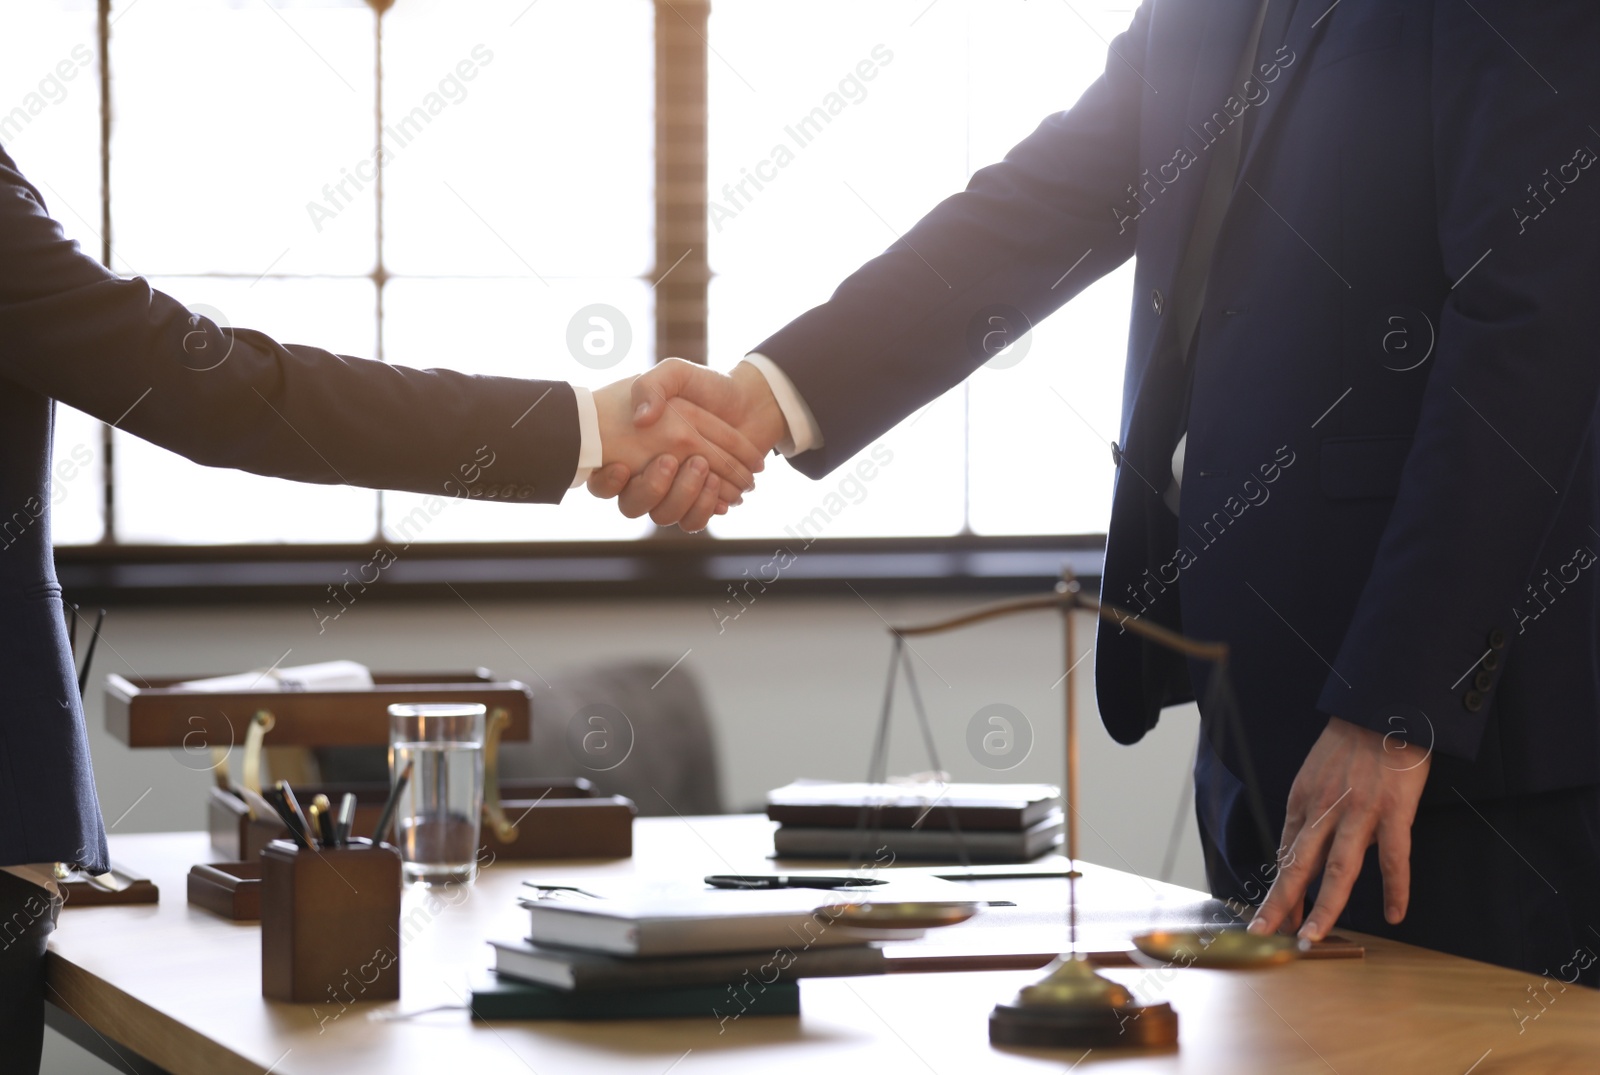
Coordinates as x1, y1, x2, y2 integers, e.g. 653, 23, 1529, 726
468, 971, 800, 1022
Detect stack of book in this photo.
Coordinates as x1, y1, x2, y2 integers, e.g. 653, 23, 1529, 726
766, 780, 1064, 862
473, 878, 926, 1021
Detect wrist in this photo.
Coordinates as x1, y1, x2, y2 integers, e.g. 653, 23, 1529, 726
731, 360, 788, 453
593, 377, 639, 468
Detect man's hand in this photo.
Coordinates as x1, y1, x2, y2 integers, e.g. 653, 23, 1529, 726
589, 365, 766, 532
1248, 715, 1431, 941
589, 359, 788, 529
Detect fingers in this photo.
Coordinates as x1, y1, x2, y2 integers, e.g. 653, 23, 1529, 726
648, 457, 713, 527
615, 455, 681, 519
1248, 812, 1334, 937
586, 463, 632, 500
1377, 812, 1413, 925
630, 357, 698, 429
677, 473, 723, 533
1247, 796, 1309, 935
1299, 823, 1373, 941
659, 399, 764, 491
1275, 817, 1307, 933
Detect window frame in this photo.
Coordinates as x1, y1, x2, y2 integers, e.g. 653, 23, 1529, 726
56, 0, 1110, 600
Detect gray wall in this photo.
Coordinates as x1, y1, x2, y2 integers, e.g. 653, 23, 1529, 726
44, 591, 1203, 1073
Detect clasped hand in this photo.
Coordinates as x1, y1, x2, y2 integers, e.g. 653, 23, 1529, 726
590, 359, 787, 531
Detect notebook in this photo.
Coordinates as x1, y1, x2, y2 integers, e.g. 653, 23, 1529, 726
489, 937, 886, 991
767, 780, 1061, 832
774, 811, 1065, 862
518, 876, 971, 957
469, 972, 800, 1021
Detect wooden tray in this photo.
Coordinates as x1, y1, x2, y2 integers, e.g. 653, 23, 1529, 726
188, 861, 262, 921
105, 668, 532, 748
56, 862, 159, 907
487, 796, 635, 859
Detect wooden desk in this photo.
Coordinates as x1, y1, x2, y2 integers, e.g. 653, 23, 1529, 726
46, 816, 1600, 1074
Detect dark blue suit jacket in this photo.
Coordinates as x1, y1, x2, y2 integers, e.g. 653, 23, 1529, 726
0, 146, 580, 873
756, 0, 1600, 888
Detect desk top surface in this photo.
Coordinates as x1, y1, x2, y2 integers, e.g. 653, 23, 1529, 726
46, 816, 1600, 1075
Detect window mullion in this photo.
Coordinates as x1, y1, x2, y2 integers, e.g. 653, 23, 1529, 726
654, 0, 709, 366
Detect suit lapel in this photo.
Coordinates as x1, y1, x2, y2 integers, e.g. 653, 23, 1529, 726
1233, 0, 1333, 191
1172, 0, 1264, 212
1133, 0, 1262, 308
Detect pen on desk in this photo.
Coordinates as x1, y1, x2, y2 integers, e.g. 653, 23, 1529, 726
306, 801, 325, 851
278, 781, 317, 850
335, 793, 357, 848
311, 794, 337, 848
76, 608, 105, 694
264, 786, 314, 851
705, 874, 889, 890
371, 760, 413, 847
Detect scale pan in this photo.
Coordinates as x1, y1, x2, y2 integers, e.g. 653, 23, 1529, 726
1130, 928, 1305, 968
824, 901, 982, 930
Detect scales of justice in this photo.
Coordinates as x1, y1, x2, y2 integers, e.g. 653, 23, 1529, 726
864, 568, 1304, 1050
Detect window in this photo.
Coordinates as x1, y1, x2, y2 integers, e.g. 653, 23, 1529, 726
10, 0, 1135, 554
706, 0, 1135, 540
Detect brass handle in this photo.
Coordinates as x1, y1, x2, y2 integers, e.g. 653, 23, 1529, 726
241, 709, 276, 796
481, 706, 518, 842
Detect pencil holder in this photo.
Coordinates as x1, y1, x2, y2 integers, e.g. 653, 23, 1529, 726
260, 838, 402, 1003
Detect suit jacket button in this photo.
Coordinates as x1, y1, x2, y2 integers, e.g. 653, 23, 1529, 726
1480, 651, 1500, 672
1488, 628, 1507, 649
1474, 670, 1494, 691
1110, 441, 1124, 467
1151, 289, 1164, 316
1463, 690, 1485, 713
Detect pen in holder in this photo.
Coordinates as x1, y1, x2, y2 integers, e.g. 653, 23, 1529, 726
260, 837, 402, 1003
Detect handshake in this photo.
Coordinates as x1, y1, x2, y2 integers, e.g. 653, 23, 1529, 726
587, 358, 791, 532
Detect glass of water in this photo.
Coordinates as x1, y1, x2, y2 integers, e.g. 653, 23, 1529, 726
387, 703, 485, 885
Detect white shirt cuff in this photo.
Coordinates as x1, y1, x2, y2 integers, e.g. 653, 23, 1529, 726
741, 352, 823, 457
570, 386, 602, 489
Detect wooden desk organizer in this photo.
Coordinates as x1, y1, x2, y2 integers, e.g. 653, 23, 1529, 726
107, 668, 636, 862
106, 668, 532, 751
207, 778, 632, 861
188, 861, 262, 921
489, 795, 635, 859
260, 838, 401, 1004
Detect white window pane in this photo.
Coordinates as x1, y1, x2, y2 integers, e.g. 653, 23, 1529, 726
963, 2, 1136, 165
380, 277, 652, 542
0, 4, 101, 258
114, 277, 379, 544
381, 0, 652, 278
969, 263, 1133, 536
707, 274, 965, 540
710, 0, 1136, 538
50, 406, 105, 546
708, 2, 967, 281
109, 0, 375, 276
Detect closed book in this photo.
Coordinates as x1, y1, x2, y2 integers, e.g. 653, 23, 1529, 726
519, 877, 958, 957
469, 971, 800, 1021
490, 937, 887, 992
766, 780, 1061, 832
774, 811, 1064, 862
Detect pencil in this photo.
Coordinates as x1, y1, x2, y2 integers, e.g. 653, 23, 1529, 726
372, 760, 414, 846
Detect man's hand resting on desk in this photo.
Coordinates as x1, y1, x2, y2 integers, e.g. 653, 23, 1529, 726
587, 364, 769, 532
1248, 715, 1431, 942
589, 359, 789, 530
